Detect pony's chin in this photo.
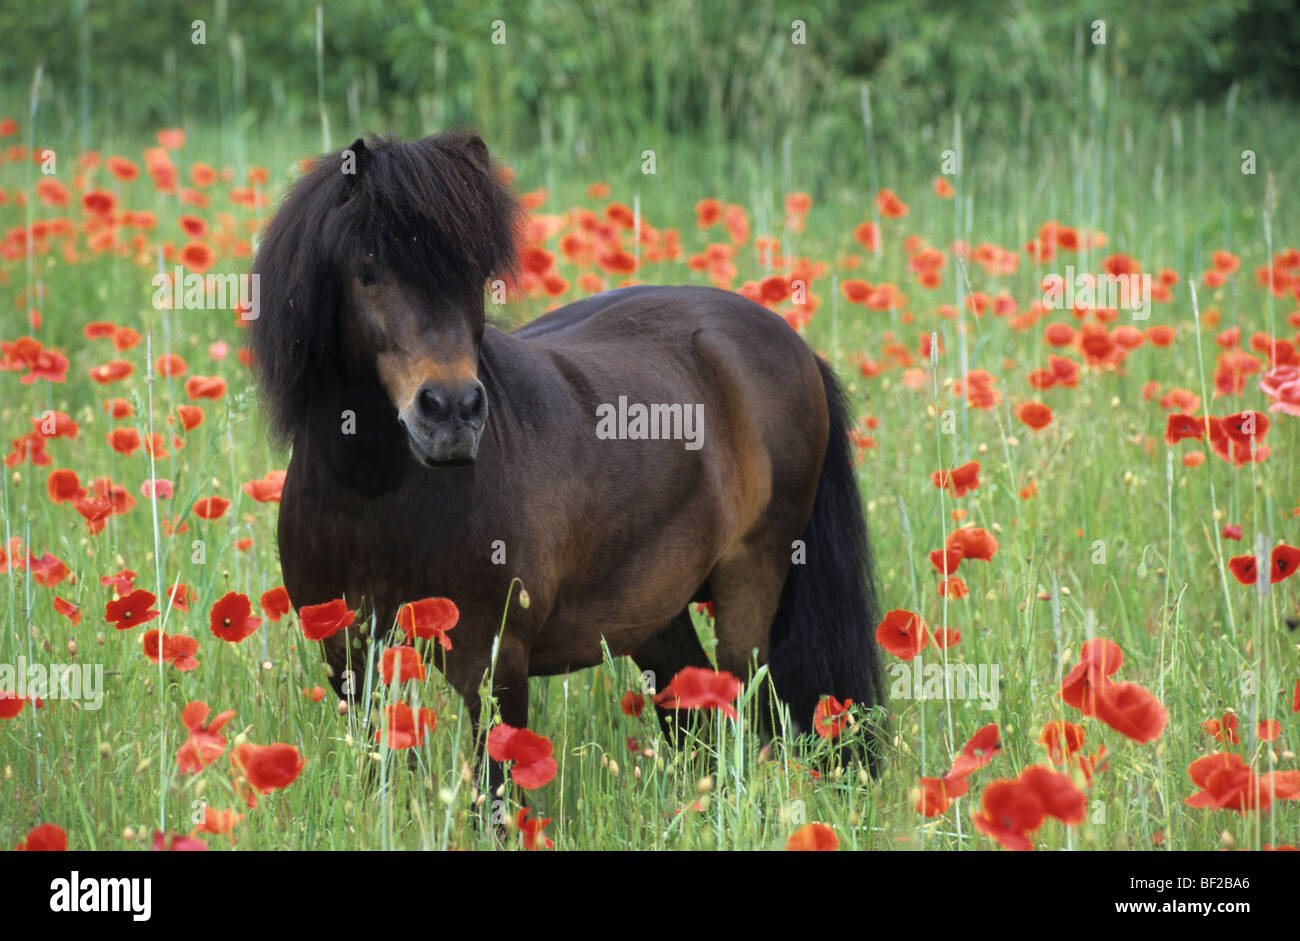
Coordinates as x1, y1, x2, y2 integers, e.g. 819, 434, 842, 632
405, 429, 482, 468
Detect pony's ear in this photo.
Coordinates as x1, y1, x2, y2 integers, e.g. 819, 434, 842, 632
341, 137, 372, 200
461, 133, 490, 169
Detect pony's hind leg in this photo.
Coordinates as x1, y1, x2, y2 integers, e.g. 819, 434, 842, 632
705, 544, 791, 742
630, 609, 713, 747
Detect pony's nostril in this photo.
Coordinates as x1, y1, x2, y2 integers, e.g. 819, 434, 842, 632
457, 383, 487, 423
417, 384, 451, 423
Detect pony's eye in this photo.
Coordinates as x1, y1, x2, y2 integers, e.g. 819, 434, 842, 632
358, 262, 377, 286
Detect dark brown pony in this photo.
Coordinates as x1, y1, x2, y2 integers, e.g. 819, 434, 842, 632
250, 131, 882, 785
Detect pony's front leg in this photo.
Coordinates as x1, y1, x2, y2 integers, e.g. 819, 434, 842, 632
457, 636, 531, 823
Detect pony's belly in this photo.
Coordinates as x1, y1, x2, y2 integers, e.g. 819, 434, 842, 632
526, 597, 685, 676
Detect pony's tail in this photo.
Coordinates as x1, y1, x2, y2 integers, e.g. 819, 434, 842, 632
768, 356, 883, 769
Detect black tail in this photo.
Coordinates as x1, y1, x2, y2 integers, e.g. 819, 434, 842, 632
768, 357, 883, 765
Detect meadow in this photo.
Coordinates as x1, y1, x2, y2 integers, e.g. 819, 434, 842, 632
3, 17, 1300, 852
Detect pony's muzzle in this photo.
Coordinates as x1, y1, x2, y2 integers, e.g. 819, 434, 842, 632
399, 378, 488, 466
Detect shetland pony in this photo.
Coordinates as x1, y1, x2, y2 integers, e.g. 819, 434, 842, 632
249, 132, 882, 788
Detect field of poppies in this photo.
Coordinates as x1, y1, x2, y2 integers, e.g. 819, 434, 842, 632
3, 64, 1300, 852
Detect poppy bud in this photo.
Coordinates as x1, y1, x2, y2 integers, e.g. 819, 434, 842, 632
518, 588, 530, 609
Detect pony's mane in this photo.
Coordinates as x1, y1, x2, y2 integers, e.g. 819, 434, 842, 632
249, 130, 523, 443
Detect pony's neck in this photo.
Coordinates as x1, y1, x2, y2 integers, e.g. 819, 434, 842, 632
297, 373, 412, 495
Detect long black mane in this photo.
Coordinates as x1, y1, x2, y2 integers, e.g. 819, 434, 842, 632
248, 131, 523, 442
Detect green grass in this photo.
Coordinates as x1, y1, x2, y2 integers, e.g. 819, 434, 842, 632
2, 56, 1300, 850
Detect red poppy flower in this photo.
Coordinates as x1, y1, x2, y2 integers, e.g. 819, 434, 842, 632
106, 427, 142, 455
931, 460, 981, 497
939, 576, 968, 599
487, 724, 558, 789
1059, 637, 1124, 713
1203, 711, 1241, 745
155, 353, 188, 378
1185, 752, 1300, 815
151, 831, 207, 852
876, 188, 908, 218
100, 567, 136, 593
380, 645, 426, 685
241, 470, 286, 503
1221, 524, 1242, 541
1258, 719, 1282, 742
1039, 720, 1086, 765
396, 597, 459, 648
260, 586, 291, 621
1015, 401, 1053, 431
89, 360, 134, 384
1093, 681, 1168, 743
914, 776, 967, 817
653, 666, 744, 720
516, 808, 554, 850
812, 695, 853, 739
375, 703, 437, 749
620, 691, 645, 717
841, 279, 871, 304
230, 742, 305, 795
1205, 413, 1270, 466
31, 410, 78, 440
191, 806, 243, 839
209, 591, 262, 643
193, 496, 230, 520
142, 630, 200, 671
932, 626, 961, 648
176, 700, 235, 773
28, 553, 68, 588
299, 598, 356, 641
105, 588, 159, 630
107, 156, 139, 182
141, 478, 174, 499
875, 609, 929, 660
16, 823, 67, 851
185, 375, 228, 400
971, 779, 1045, 851
1271, 544, 1300, 583
1164, 413, 1204, 444
0, 691, 35, 720
179, 241, 215, 274
53, 596, 81, 625
946, 527, 998, 562
929, 546, 962, 574
1017, 765, 1087, 825
1228, 554, 1258, 585
174, 404, 205, 430
948, 723, 1002, 780
785, 822, 838, 851
166, 582, 196, 612
46, 468, 85, 504
695, 198, 722, 229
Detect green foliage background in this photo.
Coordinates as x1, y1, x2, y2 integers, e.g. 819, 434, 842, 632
6, 0, 1297, 169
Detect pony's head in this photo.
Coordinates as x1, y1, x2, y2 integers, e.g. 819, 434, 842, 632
250, 131, 522, 466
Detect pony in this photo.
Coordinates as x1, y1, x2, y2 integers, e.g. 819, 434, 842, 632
249, 131, 883, 790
